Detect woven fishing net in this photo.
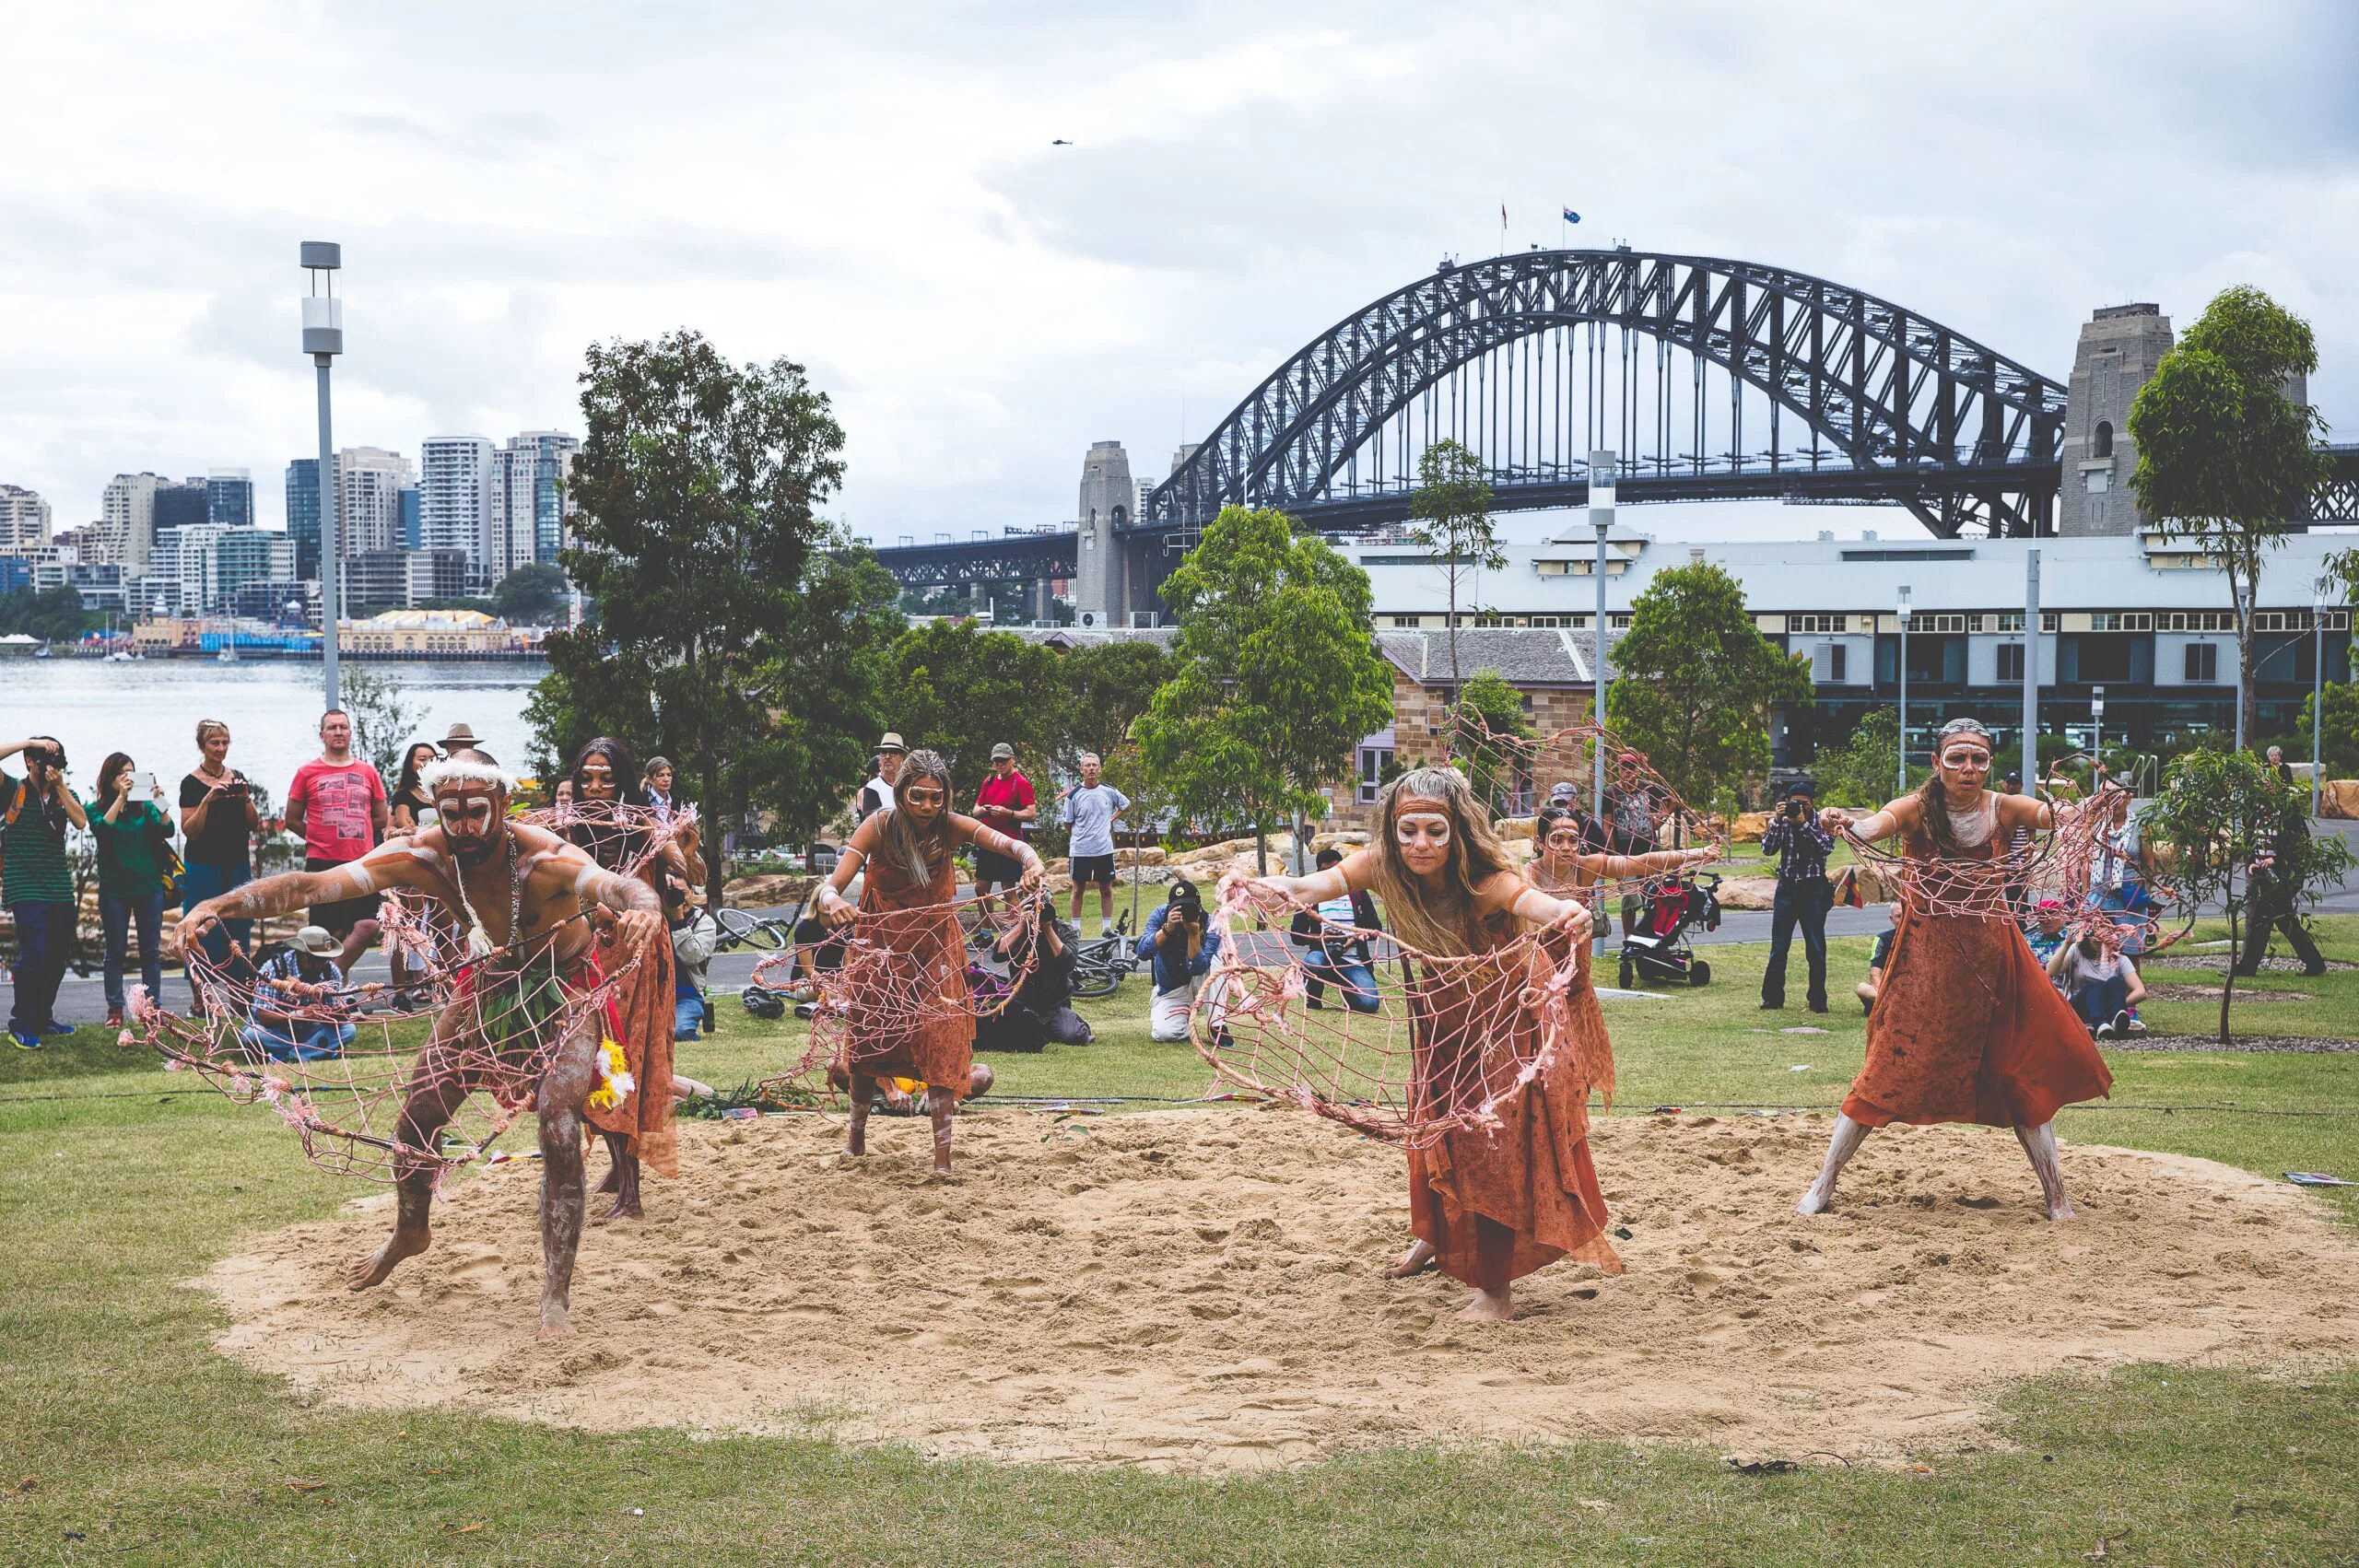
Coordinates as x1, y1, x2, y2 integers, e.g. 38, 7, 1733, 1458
522, 800, 698, 882
1191, 880, 1602, 1150
754, 890, 1041, 1094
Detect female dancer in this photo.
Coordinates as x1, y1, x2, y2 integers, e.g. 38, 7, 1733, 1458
1797, 717, 2111, 1220
1246, 767, 1602, 1321
1526, 802, 1717, 907
814, 749, 1042, 1175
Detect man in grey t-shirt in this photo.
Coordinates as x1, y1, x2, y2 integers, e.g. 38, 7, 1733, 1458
1058, 752, 1131, 932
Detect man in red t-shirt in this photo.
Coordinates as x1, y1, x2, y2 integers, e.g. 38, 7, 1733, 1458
284, 709, 391, 969
971, 741, 1036, 920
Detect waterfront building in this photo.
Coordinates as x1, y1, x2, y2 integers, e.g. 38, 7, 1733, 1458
150, 476, 209, 568
489, 430, 581, 583
92, 473, 162, 570
173, 527, 297, 614
419, 436, 497, 584
335, 447, 413, 558
336, 607, 531, 657
0, 485, 53, 554
1342, 523, 2353, 757
399, 485, 421, 551
31, 559, 125, 614
339, 548, 469, 611
206, 468, 254, 529
285, 458, 321, 579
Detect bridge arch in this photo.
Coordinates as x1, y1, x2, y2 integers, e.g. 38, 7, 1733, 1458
1144, 249, 2069, 539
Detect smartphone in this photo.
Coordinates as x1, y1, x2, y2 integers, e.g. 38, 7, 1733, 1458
132, 770, 157, 794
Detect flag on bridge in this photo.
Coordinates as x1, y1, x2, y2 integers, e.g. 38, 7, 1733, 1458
1563, 206, 1581, 224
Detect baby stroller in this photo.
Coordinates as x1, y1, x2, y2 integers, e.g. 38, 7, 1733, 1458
1617, 872, 1722, 989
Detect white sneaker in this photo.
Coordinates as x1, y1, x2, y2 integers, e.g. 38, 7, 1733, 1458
2127, 1015, 2148, 1036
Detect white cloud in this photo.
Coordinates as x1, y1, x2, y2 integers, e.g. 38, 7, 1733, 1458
1, 0, 2354, 546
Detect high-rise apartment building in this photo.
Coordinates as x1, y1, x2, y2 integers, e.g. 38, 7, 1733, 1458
399, 485, 421, 551
419, 436, 497, 585
207, 469, 254, 529
0, 485, 52, 553
171, 526, 298, 615
286, 459, 321, 579
151, 477, 209, 565
489, 431, 581, 582
93, 473, 163, 570
336, 447, 413, 558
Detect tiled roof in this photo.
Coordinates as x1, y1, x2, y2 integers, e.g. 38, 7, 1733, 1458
1376, 626, 1612, 687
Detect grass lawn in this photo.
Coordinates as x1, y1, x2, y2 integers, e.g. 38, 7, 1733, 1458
4, 919, 2358, 1563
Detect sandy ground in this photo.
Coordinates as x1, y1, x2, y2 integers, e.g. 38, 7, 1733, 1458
200, 1107, 2359, 1473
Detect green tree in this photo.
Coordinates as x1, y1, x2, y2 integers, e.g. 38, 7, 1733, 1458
0, 586, 101, 642
544, 327, 899, 906
1451, 669, 1537, 816
338, 663, 422, 783
491, 563, 569, 625
1604, 561, 1813, 805
1051, 638, 1169, 777
2295, 681, 2359, 778
880, 619, 1064, 799
2141, 750, 2354, 1042
1812, 708, 1904, 808
1135, 505, 1394, 871
1405, 439, 1502, 705
2129, 286, 2335, 747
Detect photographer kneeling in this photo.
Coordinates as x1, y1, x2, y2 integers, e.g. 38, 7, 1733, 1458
1136, 878, 1223, 1042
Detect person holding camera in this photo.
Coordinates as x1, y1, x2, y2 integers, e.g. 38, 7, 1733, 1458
3, 737, 88, 1049
1759, 778, 1836, 1012
1288, 846, 1384, 1013
87, 751, 171, 1026
179, 719, 261, 1011
2238, 837, 2327, 977
1135, 877, 1223, 1042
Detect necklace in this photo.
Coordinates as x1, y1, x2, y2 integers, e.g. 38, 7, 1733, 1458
450, 826, 518, 958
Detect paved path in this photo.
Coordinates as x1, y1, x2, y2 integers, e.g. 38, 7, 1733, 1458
31, 822, 2359, 1029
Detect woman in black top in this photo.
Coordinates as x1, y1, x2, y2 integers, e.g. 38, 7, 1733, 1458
178, 719, 261, 1010
388, 742, 440, 835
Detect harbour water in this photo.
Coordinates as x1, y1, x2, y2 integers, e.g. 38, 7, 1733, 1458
2, 658, 547, 798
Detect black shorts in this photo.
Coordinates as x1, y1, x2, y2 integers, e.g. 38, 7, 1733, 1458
1070, 852, 1116, 885
971, 847, 1022, 885
304, 855, 381, 933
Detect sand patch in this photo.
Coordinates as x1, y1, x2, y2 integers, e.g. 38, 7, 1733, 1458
199, 1108, 2359, 1473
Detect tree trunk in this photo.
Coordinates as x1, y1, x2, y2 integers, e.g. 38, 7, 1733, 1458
1255, 825, 1268, 877
1446, 568, 1462, 712
2220, 899, 2239, 1047
701, 749, 729, 915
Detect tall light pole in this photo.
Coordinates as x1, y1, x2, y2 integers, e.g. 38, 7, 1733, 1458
301, 241, 344, 710
1589, 450, 1614, 875
1895, 585, 1912, 794
2022, 549, 2040, 786
2315, 574, 2330, 819
2091, 684, 2107, 765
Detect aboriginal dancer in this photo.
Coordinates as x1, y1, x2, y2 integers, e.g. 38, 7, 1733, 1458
1246, 767, 1602, 1322
1797, 717, 2112, 1221
557, 736, 677, 1223
812, 748, 1042, 1176
1527, 802, 1718, 909
176, 749, 663, 1339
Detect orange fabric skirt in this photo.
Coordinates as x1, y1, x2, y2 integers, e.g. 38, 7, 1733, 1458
1840, 907, 2112, 1129
1408, 949, 1623, 1291
583, 925, 680, 1178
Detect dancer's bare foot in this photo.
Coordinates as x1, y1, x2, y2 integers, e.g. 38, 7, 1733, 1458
1386, 1239, 1436, 1278
1795, 1184, 1834, 1216
348, 1226, 429, 1291
844, 1126, 867, 1157
1457, 1287, 1514, 1321
538, 1306, 575, 1341
2046, 1198, 2078, 1222
592, 1192, 643, 1224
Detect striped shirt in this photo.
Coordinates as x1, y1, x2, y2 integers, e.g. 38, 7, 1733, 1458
1, 774, 74, 907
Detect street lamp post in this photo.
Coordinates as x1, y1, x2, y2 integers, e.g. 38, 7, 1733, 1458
2091, 685, 2107, 764
301, 241, 344, 710
1589, 449, 1614, 952
1896, 586, 1912, 794
2315, 576, 2330, 818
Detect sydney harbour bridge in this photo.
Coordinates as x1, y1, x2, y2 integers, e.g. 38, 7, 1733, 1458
872, 246, 2359, 614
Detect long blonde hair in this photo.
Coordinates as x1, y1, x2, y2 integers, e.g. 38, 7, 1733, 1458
1363, 766, 1518, 958
874, 748, 955, 883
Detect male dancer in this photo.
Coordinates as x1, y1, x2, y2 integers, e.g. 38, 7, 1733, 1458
180, 749, 663, 1340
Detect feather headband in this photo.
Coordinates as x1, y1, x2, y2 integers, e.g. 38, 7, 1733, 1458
421, 756, 517, 794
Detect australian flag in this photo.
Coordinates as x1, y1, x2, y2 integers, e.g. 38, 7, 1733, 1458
1563, 207, 1581, 224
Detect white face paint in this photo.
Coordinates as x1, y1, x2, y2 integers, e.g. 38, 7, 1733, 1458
1393, 803, 1454, 877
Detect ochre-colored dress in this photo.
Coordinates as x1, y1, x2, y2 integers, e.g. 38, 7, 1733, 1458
583, 923, 679, 1178
1841, 801, 2112, 1129
1406, 916, 1623, 1291
839, 844, 975, 1097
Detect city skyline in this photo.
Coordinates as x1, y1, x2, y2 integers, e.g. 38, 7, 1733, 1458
3, 2, 2357, 546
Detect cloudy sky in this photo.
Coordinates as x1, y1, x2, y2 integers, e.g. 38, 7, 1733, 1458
5, 0, 2355, 544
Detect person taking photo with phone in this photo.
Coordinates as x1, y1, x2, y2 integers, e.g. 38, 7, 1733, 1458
180, 720, 261, 1012
88, 751, 171, 1025
3, 737, 88, 1049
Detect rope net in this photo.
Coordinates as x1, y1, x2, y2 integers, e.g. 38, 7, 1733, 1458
522, 800, 698, 882
754, 889, 1042, 1094
1191, 881, 1601, 1150
136, 922, 638, 1181
1460, 716, 1725, 898
1837, 774, 2184, 955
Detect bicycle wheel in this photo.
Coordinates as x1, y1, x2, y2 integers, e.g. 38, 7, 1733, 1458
712, 906, 762, 951
1070, 965, 1121, 1000
746, 917, 792, 952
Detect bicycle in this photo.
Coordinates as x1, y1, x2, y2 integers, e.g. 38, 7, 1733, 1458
710, 904, 792, 954
1068, 906, 1137, 999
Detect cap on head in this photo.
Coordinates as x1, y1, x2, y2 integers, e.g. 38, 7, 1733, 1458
990, 742, 1015, 762
1169, 877, 1200, 904
2036, 897, 2064, 914
291, 925, 338, 956
877, 731, 907, 755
